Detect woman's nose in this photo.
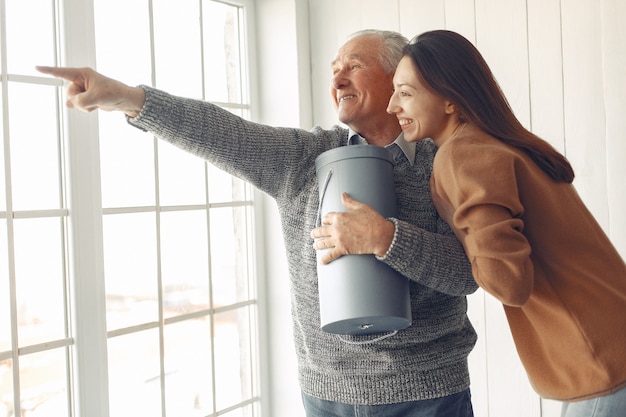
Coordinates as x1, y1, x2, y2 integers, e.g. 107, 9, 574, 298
386, 95, 398, 114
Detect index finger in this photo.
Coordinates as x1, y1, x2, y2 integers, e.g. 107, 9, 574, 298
35, 66, 83, 82
340, 192, 364, 208
310, 225, 329, 239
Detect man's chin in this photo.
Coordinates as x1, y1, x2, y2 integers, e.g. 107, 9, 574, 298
337, 109, 355, 126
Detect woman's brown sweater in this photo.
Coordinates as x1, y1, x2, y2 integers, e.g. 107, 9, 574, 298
431, 123, 626, 401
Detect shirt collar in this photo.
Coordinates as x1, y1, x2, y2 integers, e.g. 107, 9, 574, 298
347, 129, 416, 165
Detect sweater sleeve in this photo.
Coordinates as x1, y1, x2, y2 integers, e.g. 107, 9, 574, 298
431, 139, 534, 307
374, 139, 478, 297
127, 85, 341, 200
378, 217, 478, 296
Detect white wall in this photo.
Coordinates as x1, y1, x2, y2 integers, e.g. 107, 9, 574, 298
255, 1, 626, 416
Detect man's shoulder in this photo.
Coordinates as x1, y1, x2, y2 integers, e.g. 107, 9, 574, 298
412, 138, 437, 165
310, 124, 348, 138
416, 137, 437, 151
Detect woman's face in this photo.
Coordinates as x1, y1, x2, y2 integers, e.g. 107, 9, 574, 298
387, 56, 457, 146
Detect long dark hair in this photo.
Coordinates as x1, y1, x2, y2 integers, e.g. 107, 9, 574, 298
405, 30, 574, 183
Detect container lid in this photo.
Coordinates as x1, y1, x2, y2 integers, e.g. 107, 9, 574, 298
315, 145, 393, 171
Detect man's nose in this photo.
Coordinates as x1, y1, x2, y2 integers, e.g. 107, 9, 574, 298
331, 69, 349, 89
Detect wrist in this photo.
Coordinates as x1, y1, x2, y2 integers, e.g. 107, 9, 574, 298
122, 86, 146, 118
375, 218, 397, 258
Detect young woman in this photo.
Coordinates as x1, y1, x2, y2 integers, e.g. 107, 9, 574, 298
386, 29, 626, 416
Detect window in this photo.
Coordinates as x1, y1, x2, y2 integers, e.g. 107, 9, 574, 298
0, 0, 261, 416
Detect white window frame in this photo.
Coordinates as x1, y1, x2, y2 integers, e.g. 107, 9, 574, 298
1, 0, 266, 415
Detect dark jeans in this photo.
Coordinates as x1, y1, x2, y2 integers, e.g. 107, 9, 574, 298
301, 388, 474, 417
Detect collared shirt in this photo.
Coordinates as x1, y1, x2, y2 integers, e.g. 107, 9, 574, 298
347, 128, 416, 165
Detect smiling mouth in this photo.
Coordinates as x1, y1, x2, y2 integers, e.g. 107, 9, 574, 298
399, 119, 414, 126
339, 95, 356, 103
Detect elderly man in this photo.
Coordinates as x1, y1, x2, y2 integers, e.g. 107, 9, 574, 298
38, 29, 477, 417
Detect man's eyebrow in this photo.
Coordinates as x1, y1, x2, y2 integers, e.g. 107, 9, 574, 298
330, 54, 363, 68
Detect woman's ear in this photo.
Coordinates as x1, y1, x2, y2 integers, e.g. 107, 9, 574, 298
445, 101, 466, 123
445, 101, 457, 115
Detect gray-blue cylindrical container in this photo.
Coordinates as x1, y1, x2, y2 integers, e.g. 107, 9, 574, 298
315, 145, 412, 335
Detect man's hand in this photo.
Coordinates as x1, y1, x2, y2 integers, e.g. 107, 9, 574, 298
35, 66, 146, 117
310, 193, 395, 264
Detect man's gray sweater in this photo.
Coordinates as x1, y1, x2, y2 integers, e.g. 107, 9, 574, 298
129, 86, 478, 405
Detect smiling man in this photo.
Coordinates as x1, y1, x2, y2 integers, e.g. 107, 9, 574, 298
37, 29, 477, 417
330, 33, 400, 147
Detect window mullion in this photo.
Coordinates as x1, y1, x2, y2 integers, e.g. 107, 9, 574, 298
59, 0, 110, 416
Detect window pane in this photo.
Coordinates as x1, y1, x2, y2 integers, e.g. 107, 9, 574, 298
202, 2, 245, 104
13, 218, 66, 346
99, 112, 156, 208
211, 207, 252, 307
8, 84, 61, 210
158, 141, 207, 206
0, 358, 14, 417
214, 307, 255, 411
95, 0, 155, 209
5, 0, 55, 76
108, 330, 162, 417
207, 164, 249, 204
0, 221, 9, 352
103, 212, 158, 331
0, 85, 6, 211
19, 349, 69, 417
163, 318, 214, 416
153, 0, 203, 97
161, 210, 210, 318
222, 404, 260, 417
93, 0, 152, 83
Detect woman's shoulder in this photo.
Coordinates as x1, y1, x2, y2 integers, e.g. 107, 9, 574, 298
434, 124, 527, 190
438, 124, 518, 165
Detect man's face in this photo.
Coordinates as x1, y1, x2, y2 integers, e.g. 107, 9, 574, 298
330, 35, 395, 135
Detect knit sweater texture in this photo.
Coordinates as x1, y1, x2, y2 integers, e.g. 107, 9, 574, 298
129, 86, 478, 404
431, 123, 626, 401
